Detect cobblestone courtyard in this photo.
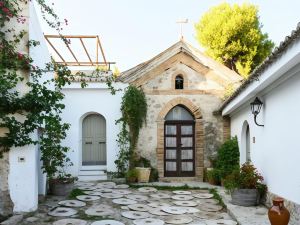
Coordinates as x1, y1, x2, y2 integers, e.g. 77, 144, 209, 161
18, 181, 238, 225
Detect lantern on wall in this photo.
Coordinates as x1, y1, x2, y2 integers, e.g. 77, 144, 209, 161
250, 97, 264, 127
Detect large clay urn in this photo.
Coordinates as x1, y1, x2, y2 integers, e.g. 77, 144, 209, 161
268, 197, 290, 225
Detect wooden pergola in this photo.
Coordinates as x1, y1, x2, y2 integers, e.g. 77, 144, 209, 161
44, 35, 115, 69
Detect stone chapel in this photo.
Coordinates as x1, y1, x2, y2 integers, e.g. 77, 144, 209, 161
119, 40, 242, 181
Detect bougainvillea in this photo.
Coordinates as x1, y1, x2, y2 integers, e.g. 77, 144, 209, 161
0, 0, 118, 179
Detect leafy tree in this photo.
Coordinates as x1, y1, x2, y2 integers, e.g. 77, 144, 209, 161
195, 3, 274, 78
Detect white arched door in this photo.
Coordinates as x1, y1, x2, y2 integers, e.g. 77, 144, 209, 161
82, 114, 106, 165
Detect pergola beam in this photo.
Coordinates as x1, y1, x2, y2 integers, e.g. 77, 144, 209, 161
45, 37, 66, 64
80, 38, 93, 65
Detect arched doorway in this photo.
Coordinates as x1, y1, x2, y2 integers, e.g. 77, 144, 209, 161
164, 105, 195, 177
241, 121, 251, 162
82, 114, 106, 166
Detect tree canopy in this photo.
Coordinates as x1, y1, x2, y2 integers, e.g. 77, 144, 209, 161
195, 3, 274, 78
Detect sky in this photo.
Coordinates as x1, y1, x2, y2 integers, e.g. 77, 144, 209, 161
35, 0, 300, 71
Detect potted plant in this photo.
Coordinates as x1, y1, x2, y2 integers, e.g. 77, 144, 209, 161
224, 162, 267, 206
206, 168, 220, 185
125, 168, 139, 183
134, 156, 151, 183
49, 173, 77, 196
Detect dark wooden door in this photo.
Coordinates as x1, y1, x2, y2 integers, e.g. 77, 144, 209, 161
164, 121, 195, 177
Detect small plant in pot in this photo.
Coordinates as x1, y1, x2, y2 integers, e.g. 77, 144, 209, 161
224, 162, 267, 206
134, 156, 151, 183
125, 168, 139, 183
206, 168, 221, 185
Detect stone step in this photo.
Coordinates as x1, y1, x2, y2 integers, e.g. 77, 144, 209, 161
78, 174, 107, 181
78, 170, 106, 176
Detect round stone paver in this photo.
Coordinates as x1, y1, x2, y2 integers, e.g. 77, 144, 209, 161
149, 208, 170, 216
121, 211, 150, 220
128, 204, 151, 212
77, 186, 96, 191
83, 191, 102, 196
173, 200, 198, 207
194, 211, 223, 220
194, 193, 214, 199
76, 182, 94, 187
161, 206, 187, 215
133, 218, 165, 225
85, 207, 114, 216
76, 195, 100, 201
48, 207, 77, 217
172, 190, 191, 195
95, 188, 113, 193
127, 194, 148, 201
199, 204, 223, 212
205, 219, 238, 225
147, 202, 171, 208
112, 189, 132, 195
171, 195, 194, 201
165, 215, 193, 224
180, 207, 200, 213
101, 193, 123, 199
112, 198, 138, 205
91, 220, 124, 225
53, 218, 87, 225
58, 200, 86, 208
150, 193, 171, 199
196, 199, 219, 205
115, 184, 129, 189
138, 187, 157, 193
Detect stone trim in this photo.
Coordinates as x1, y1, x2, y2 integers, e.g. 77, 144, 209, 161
223, 116, 231, 141
144, 89, 223, 97
156, 97, 204, 181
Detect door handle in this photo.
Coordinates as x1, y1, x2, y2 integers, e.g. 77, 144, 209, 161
99, 142, 105, 144
85, 141, 92, 144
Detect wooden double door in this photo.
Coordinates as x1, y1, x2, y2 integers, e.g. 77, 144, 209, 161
164, 121, 195, 177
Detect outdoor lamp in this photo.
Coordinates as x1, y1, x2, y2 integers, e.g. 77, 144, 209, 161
250, 97, 264, 127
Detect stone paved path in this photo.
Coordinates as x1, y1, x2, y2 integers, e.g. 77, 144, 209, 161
18, 181, 238, 225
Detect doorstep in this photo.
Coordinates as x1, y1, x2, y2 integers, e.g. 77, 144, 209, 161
218, 188, 270, 225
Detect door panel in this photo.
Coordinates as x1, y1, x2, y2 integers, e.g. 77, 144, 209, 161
82, 114, 106, 165
164, 122, 195, 177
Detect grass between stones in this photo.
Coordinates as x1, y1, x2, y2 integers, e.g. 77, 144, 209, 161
76, 210, 113, 221
68, 188, 85, 199
210, 188, 226, 209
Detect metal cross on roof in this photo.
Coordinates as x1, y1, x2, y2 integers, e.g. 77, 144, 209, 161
176, 18, 188, 40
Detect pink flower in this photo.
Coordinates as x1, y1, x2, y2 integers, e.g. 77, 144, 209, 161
17, 52, 23, 60
0, 2, 4, 7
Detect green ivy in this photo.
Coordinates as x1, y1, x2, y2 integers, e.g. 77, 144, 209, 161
115, 86, 147, 175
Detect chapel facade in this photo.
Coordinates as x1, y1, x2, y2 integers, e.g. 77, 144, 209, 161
119, 41, 242, 180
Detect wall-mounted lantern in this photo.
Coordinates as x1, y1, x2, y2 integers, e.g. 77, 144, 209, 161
250, 97, 264, 127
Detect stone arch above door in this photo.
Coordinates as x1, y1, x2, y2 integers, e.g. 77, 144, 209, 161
156, 97, 204, 181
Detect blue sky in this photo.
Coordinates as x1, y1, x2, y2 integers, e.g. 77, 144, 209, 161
36, 0, 300, 71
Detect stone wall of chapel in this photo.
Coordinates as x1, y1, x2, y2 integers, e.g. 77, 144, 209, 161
135, 63, 227, 169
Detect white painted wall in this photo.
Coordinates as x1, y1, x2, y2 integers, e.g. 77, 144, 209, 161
8, 2, 51, 212
61, 82, 127, 175
229, 67, 300, 205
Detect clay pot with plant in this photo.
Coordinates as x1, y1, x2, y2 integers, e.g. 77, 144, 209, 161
224, 162, 267, 206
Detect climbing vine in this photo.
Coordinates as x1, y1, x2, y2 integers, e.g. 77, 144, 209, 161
115, 85, 147, 175
0, 0, 118, 180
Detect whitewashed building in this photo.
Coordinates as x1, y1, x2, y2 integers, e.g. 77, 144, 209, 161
220, 24, 300, 223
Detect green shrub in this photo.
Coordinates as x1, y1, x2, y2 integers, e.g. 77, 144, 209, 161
125, 168, 139, 183
215, 136, 240, 179
149, 168, 159, 182
207, 169, 221, 184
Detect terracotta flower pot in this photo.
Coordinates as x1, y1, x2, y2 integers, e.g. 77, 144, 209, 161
268, 197, 290, 225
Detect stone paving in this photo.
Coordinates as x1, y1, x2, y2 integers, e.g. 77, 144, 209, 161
17, 181, 238, 225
